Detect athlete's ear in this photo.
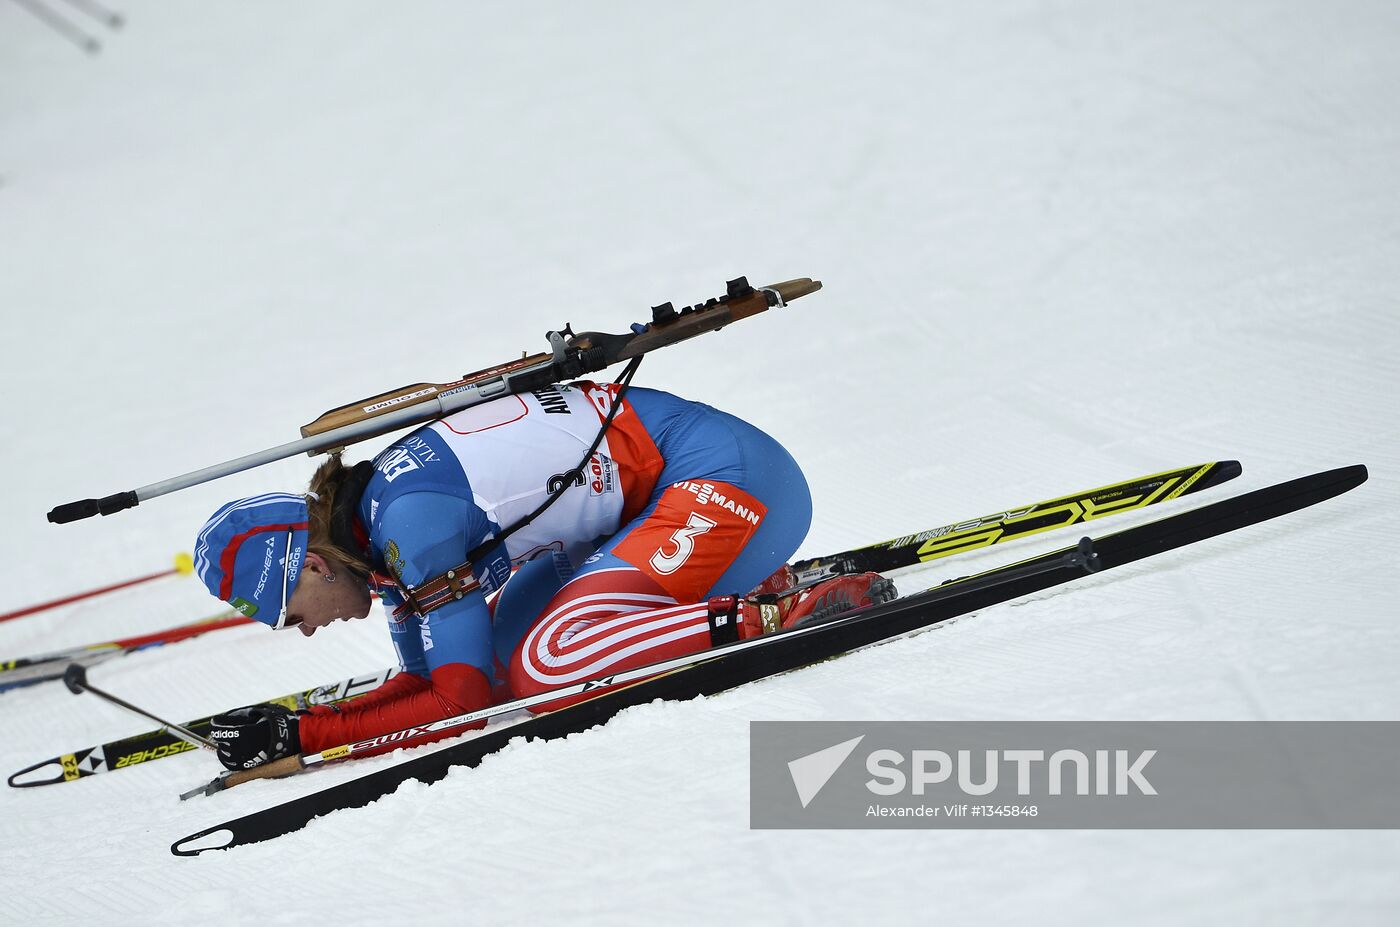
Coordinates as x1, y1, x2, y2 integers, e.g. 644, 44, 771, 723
302, 552, 333, 577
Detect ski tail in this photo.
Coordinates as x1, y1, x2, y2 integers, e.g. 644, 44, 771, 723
792, 459, 1242, 581
170, 463, 1365, 857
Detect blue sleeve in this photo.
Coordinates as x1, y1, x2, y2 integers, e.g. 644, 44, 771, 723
375, 492, 502, 681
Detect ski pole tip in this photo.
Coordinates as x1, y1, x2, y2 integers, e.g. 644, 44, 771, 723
174, 552, 195, 575
62, 663, 88, 695
179, 772, 230, 802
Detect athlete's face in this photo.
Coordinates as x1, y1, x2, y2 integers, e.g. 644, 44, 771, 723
284, 553, 373, 637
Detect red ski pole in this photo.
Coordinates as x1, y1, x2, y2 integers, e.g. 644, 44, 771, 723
0, 553, 195, 624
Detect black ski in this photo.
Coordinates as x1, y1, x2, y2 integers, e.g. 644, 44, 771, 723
171, 464, 1366, 856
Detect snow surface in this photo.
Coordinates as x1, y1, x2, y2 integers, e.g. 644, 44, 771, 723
2, 1, 1399, 923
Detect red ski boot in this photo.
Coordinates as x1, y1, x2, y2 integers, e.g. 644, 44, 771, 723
777, 572, 899, 628
706, 570, 898, 644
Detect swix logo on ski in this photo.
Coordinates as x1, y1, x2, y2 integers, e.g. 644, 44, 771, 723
671, 481, 763, 526
377, 436, 441, 483
351, 726, 436, 751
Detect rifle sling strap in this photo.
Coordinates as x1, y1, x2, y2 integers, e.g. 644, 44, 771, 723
390, 358, 643, 621
390, 561, 481, 621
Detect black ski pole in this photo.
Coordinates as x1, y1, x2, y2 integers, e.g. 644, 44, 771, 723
56, 0, 123, 30
9, 0, 101, 54
63, 664, 214, 750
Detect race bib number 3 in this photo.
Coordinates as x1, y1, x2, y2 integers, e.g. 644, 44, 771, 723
612, 481, 767, 602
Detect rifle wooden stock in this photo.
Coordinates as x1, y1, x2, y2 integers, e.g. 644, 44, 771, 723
299, 350, 555, 442
299, 276, 820, 451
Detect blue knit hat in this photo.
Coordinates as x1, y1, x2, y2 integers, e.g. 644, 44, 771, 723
194, 493, 310, 629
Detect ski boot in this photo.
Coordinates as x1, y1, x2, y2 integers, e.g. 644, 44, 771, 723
706, 568, 898, 644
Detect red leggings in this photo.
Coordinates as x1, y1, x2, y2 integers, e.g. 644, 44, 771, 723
508, 478, 796, 708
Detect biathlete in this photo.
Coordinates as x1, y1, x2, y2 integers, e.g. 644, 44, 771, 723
193, 380, 895, 771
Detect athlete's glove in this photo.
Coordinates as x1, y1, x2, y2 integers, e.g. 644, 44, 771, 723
209, 704, 301, 771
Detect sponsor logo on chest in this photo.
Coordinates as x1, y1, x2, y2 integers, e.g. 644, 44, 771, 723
589, 453, 616, 495
376, 436, 441, 483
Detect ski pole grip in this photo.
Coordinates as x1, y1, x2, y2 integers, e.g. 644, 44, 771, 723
98, 491, 139, 516
47, 491, 138, 524
48, 499, 100, 524
222, 754, 306, 790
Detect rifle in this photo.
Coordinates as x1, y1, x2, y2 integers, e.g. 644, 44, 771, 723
48, 276, 820, 524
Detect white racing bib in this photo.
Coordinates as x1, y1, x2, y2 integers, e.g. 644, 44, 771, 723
430, 382, 630, 564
